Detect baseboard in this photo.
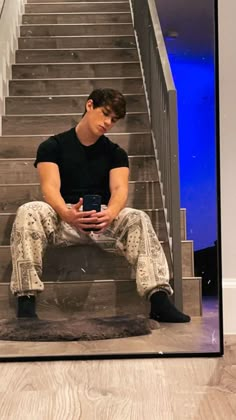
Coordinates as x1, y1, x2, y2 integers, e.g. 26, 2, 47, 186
223, 280, 236, 334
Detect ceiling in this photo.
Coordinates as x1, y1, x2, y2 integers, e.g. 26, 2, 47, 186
155, 0, 216, 57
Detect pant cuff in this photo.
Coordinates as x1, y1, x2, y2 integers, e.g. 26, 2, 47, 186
14, 291, 37, 297
147, 286, 171, 301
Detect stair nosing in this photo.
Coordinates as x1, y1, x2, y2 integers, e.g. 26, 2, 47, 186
0, 181, 160, 186
7, 93, 145, 98
21, 22, 133, 26
0, 155, 155, 161
0, 183, 40, 186
17, 48, 136, 51
23, 12, 131, 16
0, 131, 151, 137
13, 61, 140, 65
4, 111, 147, 116
10, 77, 142, 81
19, 35, 135, 39
0, 241, 166, 250
24, 1, 130, 2
0, 208, 165, 216
24, 1, 129, 4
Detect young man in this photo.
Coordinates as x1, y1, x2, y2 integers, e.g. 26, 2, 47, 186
10, 88, 190, 323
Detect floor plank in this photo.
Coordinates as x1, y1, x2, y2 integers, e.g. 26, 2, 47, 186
0, 335, 234, 420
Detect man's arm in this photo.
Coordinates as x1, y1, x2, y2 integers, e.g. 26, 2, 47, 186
94, 166, 129, 232
37, 162, 69, 220
107, 166, 129, 218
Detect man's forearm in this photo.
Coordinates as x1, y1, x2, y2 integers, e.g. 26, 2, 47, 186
107, 187, 128, 218
41, 185, 69, 220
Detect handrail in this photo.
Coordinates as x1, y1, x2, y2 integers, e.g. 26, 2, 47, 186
148, 0, 175, 91
130, 0, 183, 309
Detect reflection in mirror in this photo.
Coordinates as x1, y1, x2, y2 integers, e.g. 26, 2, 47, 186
0, 0, 222, 360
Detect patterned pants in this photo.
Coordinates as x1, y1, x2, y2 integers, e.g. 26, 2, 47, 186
10, 201, 173, 298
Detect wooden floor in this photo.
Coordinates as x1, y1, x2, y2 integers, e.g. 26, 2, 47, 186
0, 335, 234, 419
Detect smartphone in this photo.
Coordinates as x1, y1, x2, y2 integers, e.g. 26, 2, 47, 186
83, 194, 101, 231
83, 194, 101, 212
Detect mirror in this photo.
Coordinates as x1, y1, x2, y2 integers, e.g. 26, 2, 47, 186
0, 0, 222, 361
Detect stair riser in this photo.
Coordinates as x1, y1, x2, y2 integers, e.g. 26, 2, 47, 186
0, 241, 192, 283
20, 24, 133, 37
22, 13, 132, 25
18, 36, 136, 50
6, 95, 146, 115
2, 114, 149, 135
183, 278, 202, 316
9, 78, 143, 96
0, 183, 163, 213
0, 281, 149, 320
12, 63, 141, 79
0, 133, 153, 158
182, 241, 194, 277
25, 3, 130, 13
0, 210, 167, 245
180, 209, 187, 241
0, 157, 157, 183
15, 49, 138, 64
0, 278, 200, 320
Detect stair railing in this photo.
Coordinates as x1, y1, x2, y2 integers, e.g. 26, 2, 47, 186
0, 0, 26, 134
130, 0, 183, 309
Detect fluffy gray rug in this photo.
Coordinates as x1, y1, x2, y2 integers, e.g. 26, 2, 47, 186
0, 315, 154, 341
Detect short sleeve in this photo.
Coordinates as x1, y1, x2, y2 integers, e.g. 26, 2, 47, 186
110, 146, 129, 170
34, 136, 60, 167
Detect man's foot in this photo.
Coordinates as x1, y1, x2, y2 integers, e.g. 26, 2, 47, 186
17, 295, 38, 319
150, 291, 191, 323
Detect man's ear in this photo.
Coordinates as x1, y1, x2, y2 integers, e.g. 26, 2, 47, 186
86, 99, 94, 112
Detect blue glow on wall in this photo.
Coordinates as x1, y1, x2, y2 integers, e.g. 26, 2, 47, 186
168, 54, 216, 250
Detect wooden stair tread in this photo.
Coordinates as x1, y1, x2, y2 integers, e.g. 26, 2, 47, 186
5, 94, 147, 114
2, 113, 149, 135
0, 133, 153, 158
20, 24, 134, 37
18, 35, 136, 50
24, 3, 130, 13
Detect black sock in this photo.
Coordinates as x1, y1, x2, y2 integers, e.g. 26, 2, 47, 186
150, 291, 191, 323
17, 295, 38, 318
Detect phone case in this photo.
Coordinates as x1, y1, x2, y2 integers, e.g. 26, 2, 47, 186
83, 194, 101, 212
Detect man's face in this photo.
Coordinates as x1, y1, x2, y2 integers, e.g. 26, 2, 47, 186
85, 99, 119, 136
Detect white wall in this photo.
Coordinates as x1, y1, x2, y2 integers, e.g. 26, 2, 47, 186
0, 0, 25, 133
218, 0, 236, 334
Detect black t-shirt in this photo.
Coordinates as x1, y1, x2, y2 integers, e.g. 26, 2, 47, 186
34, 127, 129, 204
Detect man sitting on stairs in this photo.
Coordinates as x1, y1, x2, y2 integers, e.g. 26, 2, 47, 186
10, 88, 190, 323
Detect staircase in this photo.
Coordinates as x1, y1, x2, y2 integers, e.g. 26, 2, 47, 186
0, 0, 202, 319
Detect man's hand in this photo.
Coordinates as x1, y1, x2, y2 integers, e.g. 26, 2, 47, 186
61, 198, 100, 233
91, 207, 116, 233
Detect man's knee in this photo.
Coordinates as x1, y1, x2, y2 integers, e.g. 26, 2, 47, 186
16, 201, 50, 217
121, 207, 150, 222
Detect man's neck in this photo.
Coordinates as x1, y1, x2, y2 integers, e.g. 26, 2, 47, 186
75, 121, 99, 146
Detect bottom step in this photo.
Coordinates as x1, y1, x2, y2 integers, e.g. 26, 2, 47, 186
0, 277, 202, 320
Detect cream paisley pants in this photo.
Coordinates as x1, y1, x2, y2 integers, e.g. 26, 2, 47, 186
10, 201, 173, 298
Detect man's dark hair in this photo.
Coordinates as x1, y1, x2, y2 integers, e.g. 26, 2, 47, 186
84, 88, 126, 119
